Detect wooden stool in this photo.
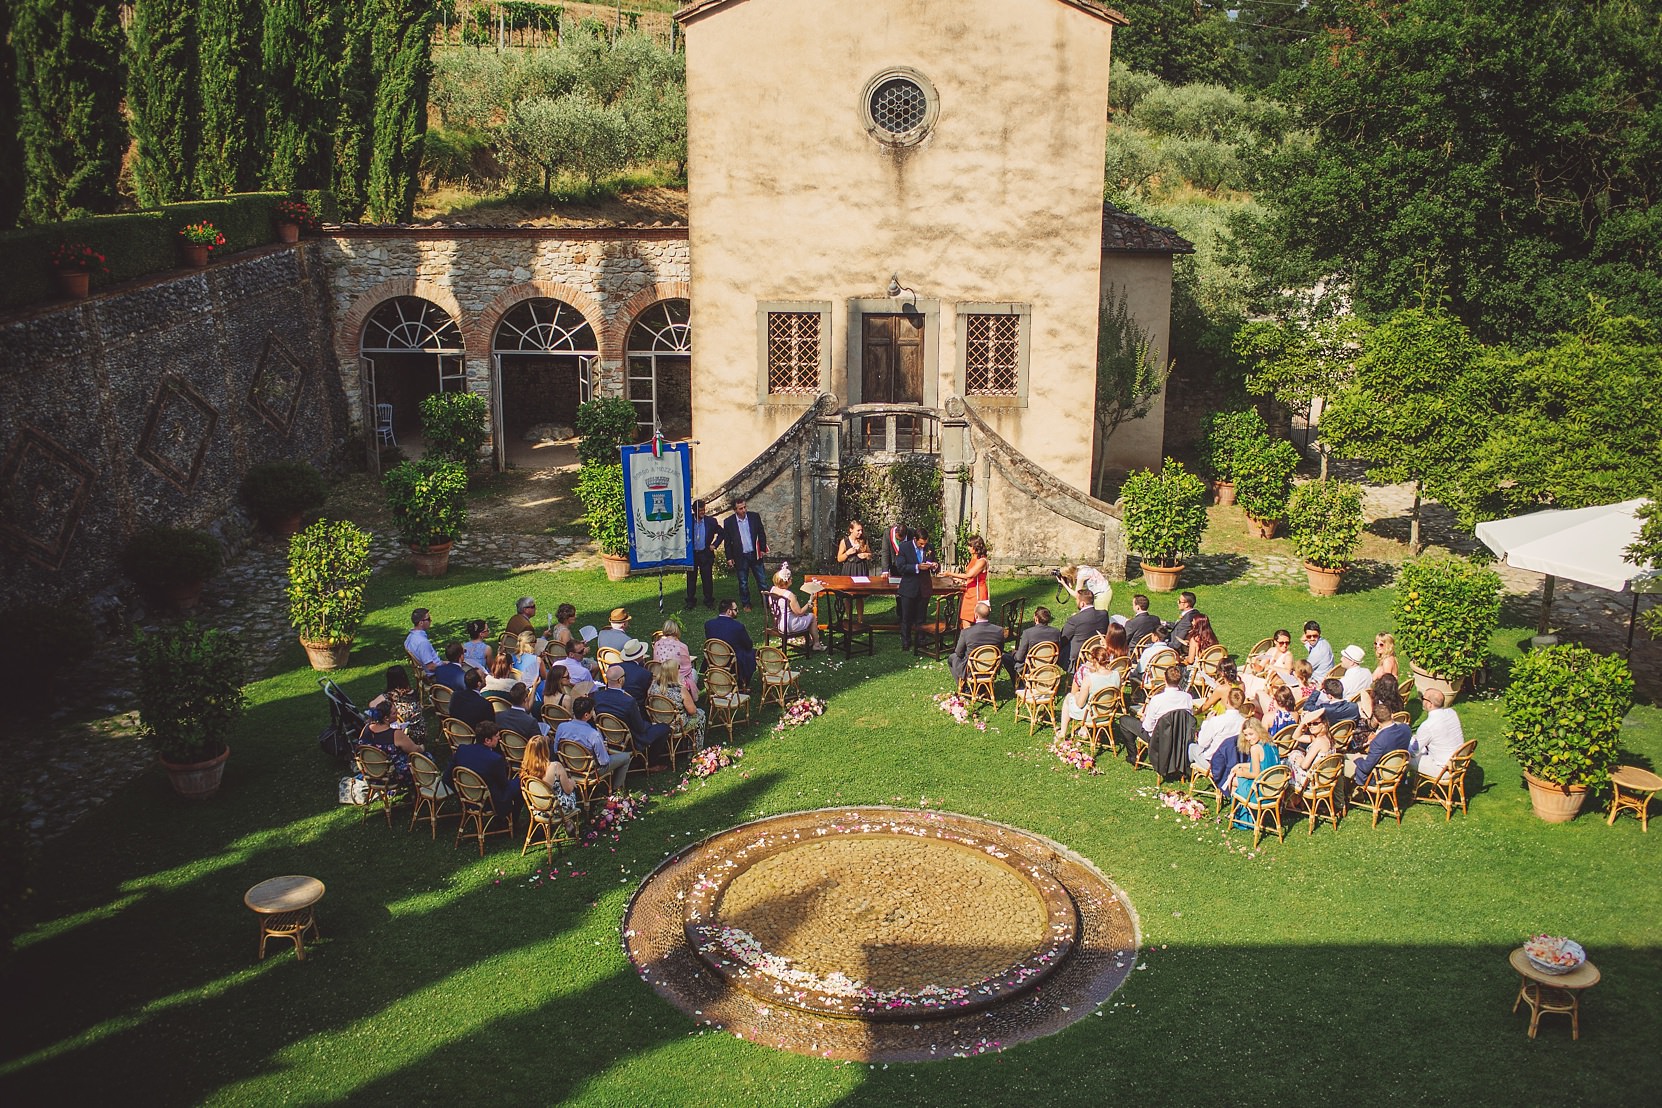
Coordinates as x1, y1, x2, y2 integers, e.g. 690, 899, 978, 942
245, 875, 325, 961
1608, 765, 1662, 831
1508, 948, 1599, 1039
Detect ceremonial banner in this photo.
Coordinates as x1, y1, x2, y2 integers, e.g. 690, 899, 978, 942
621, 439, 694, 570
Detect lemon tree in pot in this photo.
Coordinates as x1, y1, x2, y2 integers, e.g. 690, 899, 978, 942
1233, 435, 1302, 539
384, 459, 468, 576
1197, 407, 1269, 506
135, 623, 246, 799
1503, 643, 1633, 823
1120, 458, 1207, 592
1286, 479, 1363, 596
575, 398, 639, 579
288, 519, 371, 670
1391, 554, 1501, 703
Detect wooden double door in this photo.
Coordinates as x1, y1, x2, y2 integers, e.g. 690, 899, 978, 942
859, 312, 926, 450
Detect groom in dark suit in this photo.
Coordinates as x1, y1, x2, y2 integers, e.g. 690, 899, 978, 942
686, 499, 723, 608
896, 527, 937, 652
722, 498, 769, 610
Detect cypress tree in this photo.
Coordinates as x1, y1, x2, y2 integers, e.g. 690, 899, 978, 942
127, 0, 199, 206
366, 0, 440, 223
331, 4, 377, 221
262, 0, 342, 192
0, 0, 26, 228
196, 0, 265, 195
13, 0, 126, 222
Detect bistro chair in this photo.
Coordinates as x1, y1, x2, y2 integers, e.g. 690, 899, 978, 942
1231, 763, 1293, 847
452, 766, 513, 856
1016, 663, 1063, 735
646, 693, 698, 772
1351, 749, 1412, 828
595, 713, 642, 775
407, 751, 454, 839
959, 645, 1003, 711
1299, 753, 1346, 835
521, 777, 577, 864
1413, 740, 1478, 821
557, 738, 610, 813
353, 746, 397, 828
704, 665, 750, 744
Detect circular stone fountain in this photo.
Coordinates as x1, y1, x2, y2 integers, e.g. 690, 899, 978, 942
622, 808, 1139, 1061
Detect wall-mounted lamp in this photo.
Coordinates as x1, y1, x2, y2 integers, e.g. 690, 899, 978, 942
886, 273, 914, 300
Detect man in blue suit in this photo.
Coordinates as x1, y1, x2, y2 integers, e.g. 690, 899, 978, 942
450, 721, 519, 819
1348, 701, 1411, 786
704, 599, 756, 684
593, 664, 670, 768
896, 527, 938, 652
686, 499, 724, 608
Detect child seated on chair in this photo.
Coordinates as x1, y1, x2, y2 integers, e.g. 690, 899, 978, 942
769, 564, 826, 652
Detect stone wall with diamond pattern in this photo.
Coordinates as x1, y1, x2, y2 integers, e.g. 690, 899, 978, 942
0, 243, 346, 610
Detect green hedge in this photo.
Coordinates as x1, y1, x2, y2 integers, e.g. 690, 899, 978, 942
0, 191, 324, 310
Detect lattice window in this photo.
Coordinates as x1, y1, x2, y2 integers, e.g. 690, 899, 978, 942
766, 312, 821, 395
964, 314, 1022, 395
870, 78, 928, 133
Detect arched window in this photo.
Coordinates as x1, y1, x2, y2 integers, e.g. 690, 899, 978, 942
358, 297, 466, 452
361, 296, 465, 353
492, 298, 598, 355
625, 299, 692, 440
492, 299, 600, 451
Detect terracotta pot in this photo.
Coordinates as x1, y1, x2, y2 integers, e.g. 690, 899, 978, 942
1303, 561, 1344, 597
1139, 561, 1183, 593
161, 745, 229, 800
1523, 770, 1589, 823
602, 552, 632, 581
1213, 480, 1236, 506
182, 243, 210, 268
56, 270, 91, 299
276, 220, 300, 244
301, 638, 352, 671
1247, 515, 1278, 539
1409, 662, 1462, 706
409, 541, 453, 577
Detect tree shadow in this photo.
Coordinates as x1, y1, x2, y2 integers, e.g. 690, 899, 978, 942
1342, 559, 1397, 592
1179, 553, 1252, 586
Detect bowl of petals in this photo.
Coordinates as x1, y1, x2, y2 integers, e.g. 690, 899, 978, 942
1523, 934, 1586, 975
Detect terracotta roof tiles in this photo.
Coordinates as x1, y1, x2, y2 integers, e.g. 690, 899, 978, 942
1101, 204, 1195, 255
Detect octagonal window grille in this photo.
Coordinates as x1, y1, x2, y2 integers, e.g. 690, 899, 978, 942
861, 68, 938, 147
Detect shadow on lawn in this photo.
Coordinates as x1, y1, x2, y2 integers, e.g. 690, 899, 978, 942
0, 756, 783, 1102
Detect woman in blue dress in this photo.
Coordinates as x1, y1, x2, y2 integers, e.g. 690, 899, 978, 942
1224, 718, 1283, 830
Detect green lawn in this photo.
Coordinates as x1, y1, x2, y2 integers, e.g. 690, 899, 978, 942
2, 567, 1658, 1106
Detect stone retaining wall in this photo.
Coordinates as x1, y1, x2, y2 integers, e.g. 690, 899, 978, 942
0, 244, 346, 612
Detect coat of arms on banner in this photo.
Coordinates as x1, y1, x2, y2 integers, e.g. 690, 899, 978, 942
622, 440, 694, 570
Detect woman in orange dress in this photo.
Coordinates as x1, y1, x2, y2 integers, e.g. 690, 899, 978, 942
953, 535, 990, 628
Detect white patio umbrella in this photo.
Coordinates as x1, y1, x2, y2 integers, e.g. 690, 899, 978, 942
1474, 498, 1659, 653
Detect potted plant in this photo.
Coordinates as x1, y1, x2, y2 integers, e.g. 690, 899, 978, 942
272, 198, 319, 244
1119, 458, 1207, 591
1197, 407, 1269, 506
121, 526, 223, 612
178, 221, 225, 267
1391, 554, 1502, 702
240, 460, 328, 536
288, 519, 372, 670
1233, 436, 1302, 538
575, 397, 640, 579
134, 623, 246, 799
1502, 643, 1633, 823
419, 391, 490, 468
49, 241, 107, 299
1285, 479, 1363, 595
384, 458, 468, 575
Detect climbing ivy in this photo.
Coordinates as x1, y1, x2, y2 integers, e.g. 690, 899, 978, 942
837, 460, 943, 556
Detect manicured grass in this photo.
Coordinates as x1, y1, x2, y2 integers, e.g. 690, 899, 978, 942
1, 567, 1658, 1106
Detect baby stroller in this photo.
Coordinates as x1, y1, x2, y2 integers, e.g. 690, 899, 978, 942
318, 677, 366, 761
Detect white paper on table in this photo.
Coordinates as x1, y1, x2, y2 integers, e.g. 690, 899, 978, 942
851, 575, 871, 583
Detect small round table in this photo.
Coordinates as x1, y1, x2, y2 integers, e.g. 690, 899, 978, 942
1608, 765, 1662, 831
1509, 948, 1599, 1039
245, 875, 325, 961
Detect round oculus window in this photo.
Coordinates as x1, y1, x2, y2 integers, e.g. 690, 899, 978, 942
861, 68, 938, 146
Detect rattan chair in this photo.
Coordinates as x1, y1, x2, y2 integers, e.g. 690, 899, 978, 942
1143, 648, 1179, 676
1391, 710, 1411, 725
827, 591, 873, 657
1188, 645, 1229, 696
595, 713, 642, 774
1076, 684, 1125, 758
1231, 763, 1293, 847
959, 645, 1003, 711
541, 702, 573, 728
1248, 637, 1274, 659
484, 693, 513, 716
407, 751, 454, 838
914, 594, 959, 660
496, 728, 529, 772
757, 644, 802, 710
353, 745, 398, 827
646, 693, 697, 772
1075, 633, 1107, 668
1328, 719, 1358, 750
403, 647, 435, 710
452, 766, 514, 855
704, 665, 750, 743
1350, 748, 1411, 828
1413, 739, 1477, 820
521, 776, 577, 863
1132, 632, 1161, 653
1016, 663, 1063, 735
440, 717, 475, 751
1187, 759, 1226, 814
596, 645, 623, 669
541, 639, 568, 661
497, 632, 520, 657
428, 683, 453, 719
1021, 639, 1061, 679
557, 738, 610, 812
1270, 722, 1300, 756
1298, 752, 1346, 835
702, 638, 738, 680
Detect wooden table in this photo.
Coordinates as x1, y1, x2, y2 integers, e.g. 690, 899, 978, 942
803, 574, 964, 632
245, 875, 325, 961
1608, 765, 1662, 831
1509, 947, 1599, 1039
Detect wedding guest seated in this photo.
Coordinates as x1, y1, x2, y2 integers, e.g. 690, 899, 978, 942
952, 600, 1006, 685
1122, 593, 1161, 648
514, 631, 546, 695
554, 638, 597, 694
1242, 629, 1295, 705
1286, 708, 1336, 784
769, 564, 826, 651
705, 599, 757, 684
1196, 659, 1243, 717
556, 695, 631, 793
1290, 659, 1317, 703
1346, 701, 1412, 784
431, 643, 470, 694
619, 639, 655, 706
1370, 673, 1404, 719
542, 665, 578, 718
1410, 689, 1464, 777
594, 665, 670, 769
1223, 718, 1282, 829
1138, 635, 1175, 677
654, 618, 699, 696
650, 659, 705, 746
404, 608, 439, 674
1061, 643, 1122, 736
1264, 684, 1299, 737
1182, 614, 1221, 671
368, 666, 427, 745
448, 668, 493, 729
356, 705, 425, 790
506, 596, 542, 642
496, 681, 549, 738
1062, 588, 1110, 670
1113, 665, 1194, 752
1166, 591, 1203, 653
462, 619, 493, 673
597, 608, 633, 653
1190, 688, 1247, 768
1004, 605, 1064, 685
451, 720, 518, 817
550, 603, 579, 649
519, 734, 579, 819
483, 649, 520, 694
1337, 645, 1372, 700
1305, 676, 1362, 730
